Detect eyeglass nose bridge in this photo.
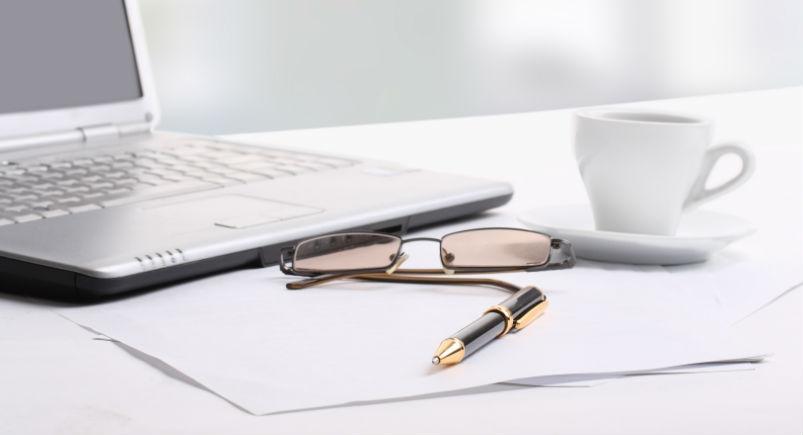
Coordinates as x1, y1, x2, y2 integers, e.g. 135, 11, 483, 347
396, 237, 457, 273
399, 237, 441, 245
399, 237, 451, 258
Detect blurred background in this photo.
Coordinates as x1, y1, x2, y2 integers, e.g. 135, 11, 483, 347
138, 0, 803, 134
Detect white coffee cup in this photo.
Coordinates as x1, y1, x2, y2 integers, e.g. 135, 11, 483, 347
574, 109, 755, 236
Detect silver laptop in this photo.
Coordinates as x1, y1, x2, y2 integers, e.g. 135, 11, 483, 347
0, 0, 512, 299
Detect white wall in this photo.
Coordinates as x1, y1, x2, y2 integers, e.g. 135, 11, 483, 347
138, 0, 803, 134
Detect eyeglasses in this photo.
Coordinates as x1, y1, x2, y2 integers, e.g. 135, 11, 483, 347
279, 227, 575, 290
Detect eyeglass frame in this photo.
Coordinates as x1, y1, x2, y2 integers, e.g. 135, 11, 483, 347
279, 227, 575, 278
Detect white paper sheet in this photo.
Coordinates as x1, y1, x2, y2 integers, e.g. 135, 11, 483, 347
94, 334, 756, 391
57, 215, 801, 415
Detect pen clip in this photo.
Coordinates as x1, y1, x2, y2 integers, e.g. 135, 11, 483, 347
513, 297, 549, 331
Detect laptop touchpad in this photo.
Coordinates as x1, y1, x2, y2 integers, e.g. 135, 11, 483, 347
139, 195, 322, 230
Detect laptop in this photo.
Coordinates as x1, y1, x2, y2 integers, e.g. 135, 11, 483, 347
0, 0, 512, 300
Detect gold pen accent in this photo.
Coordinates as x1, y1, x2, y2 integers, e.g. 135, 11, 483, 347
484, 304, 514, 337
432, 337, 466, 365
514, 298, 549, 330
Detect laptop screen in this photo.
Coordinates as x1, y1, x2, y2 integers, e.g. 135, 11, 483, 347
0, 0, 142, 115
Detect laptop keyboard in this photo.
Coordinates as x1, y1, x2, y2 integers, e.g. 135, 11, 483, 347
0, 140, 355, 226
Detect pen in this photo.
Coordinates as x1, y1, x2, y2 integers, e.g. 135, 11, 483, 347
432, 286, 548, 366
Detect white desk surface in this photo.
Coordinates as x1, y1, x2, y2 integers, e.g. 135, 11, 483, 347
1, 88, 801, 435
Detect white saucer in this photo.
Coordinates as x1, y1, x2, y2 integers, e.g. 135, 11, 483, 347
518, 204, 755, 265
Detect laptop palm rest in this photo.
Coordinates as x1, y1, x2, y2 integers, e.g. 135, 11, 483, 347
139, 195, 322, 230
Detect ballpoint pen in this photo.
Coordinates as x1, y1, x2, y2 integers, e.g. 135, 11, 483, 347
432, 285, 548, 365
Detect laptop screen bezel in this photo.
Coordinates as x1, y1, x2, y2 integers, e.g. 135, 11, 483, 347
0, 0, 160, 142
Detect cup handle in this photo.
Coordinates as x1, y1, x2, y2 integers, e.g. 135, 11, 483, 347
684, 142, 755, 209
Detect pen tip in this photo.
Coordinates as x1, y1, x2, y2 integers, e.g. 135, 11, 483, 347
432, 338, 466, 365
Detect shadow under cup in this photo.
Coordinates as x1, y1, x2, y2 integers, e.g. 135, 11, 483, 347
574, 109, 713, 236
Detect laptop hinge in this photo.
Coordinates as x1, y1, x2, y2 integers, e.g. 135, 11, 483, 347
79, 124, 121, 144
0, 120, 152, 153
79, 121, 151, 145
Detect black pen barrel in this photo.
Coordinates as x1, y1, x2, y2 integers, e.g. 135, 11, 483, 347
498, 286, 544, 320
453, 311, 506, 356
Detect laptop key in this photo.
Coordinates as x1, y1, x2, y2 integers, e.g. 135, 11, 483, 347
39, 172, 64, 180
39, 189, 65, 197
65, 168, 88, 176
72, 159, 94, 166
31, 200, 54, 209
13, 214, 42, 223
89, 182, 114, 190
68, 204, 102, 214
81, 192, 105, 201
64, 186, 90, 194
91, 164, 112, 172
5, 205, 30, 213
111, 161, 135, 170
104, 171, 126, 179
41, 209, 70, 219
11, 194, 38, 202
56, 196, 82, 205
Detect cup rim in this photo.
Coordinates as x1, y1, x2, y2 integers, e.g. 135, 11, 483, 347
576, 109, 711, 126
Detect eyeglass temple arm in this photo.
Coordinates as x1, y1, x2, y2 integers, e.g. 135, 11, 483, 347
286, 270, 522, 293
352, 273, 523, 293
285, 253, 522, 292
286, 270, 377, 290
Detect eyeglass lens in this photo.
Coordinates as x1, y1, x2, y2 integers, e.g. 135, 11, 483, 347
293, 233, 401, 272
440, 229, 551, 268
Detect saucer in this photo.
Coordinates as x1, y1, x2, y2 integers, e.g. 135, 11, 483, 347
518, 204, 755, 265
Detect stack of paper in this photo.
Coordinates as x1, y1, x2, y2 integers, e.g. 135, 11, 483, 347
57, 215, 802, 415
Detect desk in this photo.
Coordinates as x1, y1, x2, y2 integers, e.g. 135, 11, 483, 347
1, 88, 801, 434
